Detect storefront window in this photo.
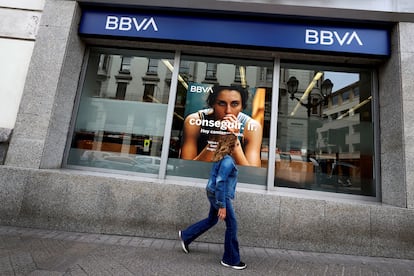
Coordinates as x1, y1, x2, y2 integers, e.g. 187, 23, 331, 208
66, 47, 377, 196
67, 48, 175, 174
167, 55, 273, 185
276, 65, 375, 196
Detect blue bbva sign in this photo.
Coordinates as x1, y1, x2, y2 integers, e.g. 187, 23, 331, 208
79, 10, 390, 56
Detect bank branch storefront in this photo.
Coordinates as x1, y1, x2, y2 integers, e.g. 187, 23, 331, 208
3, 1, 414, 260
70, 8, 389, 197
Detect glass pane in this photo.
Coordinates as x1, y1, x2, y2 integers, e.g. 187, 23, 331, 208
67, 48, 175, 174
167, 55, 273, 185
276, 66, 375, 196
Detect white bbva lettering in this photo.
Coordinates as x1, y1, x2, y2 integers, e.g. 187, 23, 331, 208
320, 30, 334, 45
105, 16, 118, 30
346, 31, 363, 45
190, 86, 213, 93
305, 29, 363, 46
119, 17, 132, 31
105, 16, 158, 32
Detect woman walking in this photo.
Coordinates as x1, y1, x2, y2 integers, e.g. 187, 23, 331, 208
178, 133, 246, 270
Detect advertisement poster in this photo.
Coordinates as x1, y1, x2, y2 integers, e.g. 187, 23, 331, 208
180, 82, 265, 167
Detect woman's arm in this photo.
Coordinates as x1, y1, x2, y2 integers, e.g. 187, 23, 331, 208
214, 157, 233, 209
180, 114, 200, 160
231, 119, 263, 167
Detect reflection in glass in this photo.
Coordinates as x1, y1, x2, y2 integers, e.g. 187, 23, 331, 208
276, 67, 375, 196
67, 48, 175, 174
167, 56, 273, 185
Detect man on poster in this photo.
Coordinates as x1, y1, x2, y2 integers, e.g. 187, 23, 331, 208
180, 85, 263, 167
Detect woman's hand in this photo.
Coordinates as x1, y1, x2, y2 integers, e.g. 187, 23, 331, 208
218, 207, 226, 220
222, 114, 240, 135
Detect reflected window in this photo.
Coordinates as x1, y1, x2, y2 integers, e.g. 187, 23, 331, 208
98, 54, 110, 72
67, 48, 175, 175
234, 65, 242, 83
205, 63, 217, 80
354, 87, 360, 97
120, 56, 131, 73
147, 58, 158, 75
115, 82, 127, 100
332, 95, 339, 106
342, 90, 350, 102
277, 66, 375, 196
261, 68, 273, 83
180, 60, 190, 75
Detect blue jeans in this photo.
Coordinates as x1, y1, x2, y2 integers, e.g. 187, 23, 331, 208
180, 190, 241, 265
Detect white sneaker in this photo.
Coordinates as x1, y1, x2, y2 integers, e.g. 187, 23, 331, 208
221, 260, 247, 270
178, 231, 189, 254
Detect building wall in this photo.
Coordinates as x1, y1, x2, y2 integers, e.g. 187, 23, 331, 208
4, 0, 84, 169
0, 0, 44, 128
2, 0, 414, 259
0, 0, 44, 163
1, 165, 414, 259
399, 22, 414, 209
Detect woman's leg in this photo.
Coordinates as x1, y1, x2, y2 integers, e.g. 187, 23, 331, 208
180, 195, 219, 245
222, 199, 241, 265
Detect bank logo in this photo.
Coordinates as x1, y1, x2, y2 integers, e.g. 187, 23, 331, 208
305, 29, 363, 46
189, 83, 213, 94
105, 16, 158, 32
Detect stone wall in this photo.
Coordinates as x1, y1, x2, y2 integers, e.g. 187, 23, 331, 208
1, 166, 413, 260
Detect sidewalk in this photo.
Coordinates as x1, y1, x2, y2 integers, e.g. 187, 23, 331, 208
1, 225, 413, 275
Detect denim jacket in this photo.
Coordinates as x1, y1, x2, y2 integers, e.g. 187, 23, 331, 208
206, 155, 238, 208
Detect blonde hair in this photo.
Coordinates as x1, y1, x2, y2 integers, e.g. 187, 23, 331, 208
212, 134, 238, 162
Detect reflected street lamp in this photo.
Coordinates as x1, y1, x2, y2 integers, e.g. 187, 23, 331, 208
287, 76, 333, 117
287, 76, 299, 99
321, 79, 333, 98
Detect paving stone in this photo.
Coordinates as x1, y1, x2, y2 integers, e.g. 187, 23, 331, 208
27, 270, 64, 276
0, 225, 413, 275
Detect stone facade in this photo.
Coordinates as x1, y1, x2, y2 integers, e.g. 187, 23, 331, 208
1, 166, 414, 259
1, 0, 414, 259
